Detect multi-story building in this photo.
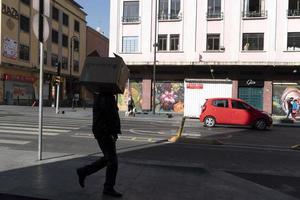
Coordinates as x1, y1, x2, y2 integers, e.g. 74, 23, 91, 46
110, 0, 300, 115
0, 0, 86, 106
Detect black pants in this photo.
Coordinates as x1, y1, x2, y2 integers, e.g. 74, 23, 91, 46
81, 135, 118, 189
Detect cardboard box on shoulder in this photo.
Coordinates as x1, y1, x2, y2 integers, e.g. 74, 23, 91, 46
80, 54, 129, 94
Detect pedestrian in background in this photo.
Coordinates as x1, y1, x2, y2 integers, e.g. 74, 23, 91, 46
127, 96, 135, 117
286, 97, 293, 119
76, 92, 122, 197
291, 99, 299, 121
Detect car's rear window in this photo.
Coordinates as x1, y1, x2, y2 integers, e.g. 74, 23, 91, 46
212, 99, 228, 108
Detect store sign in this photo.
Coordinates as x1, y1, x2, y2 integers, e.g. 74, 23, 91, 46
4, 74, 36, 83
187, 83, 203, 89
246, 79, 256, 86
2, 4, 19, 20
3, 37, 18, 59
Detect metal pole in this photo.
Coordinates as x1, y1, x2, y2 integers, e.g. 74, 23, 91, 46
55, 83, 60, 114
70, 38, 73, 107
38, 42, 44, 161
152, 0, 158, 115
38, 0, 44, 161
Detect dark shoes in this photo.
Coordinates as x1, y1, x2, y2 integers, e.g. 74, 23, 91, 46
103, 188, 123, 197
76, 168, 86, 188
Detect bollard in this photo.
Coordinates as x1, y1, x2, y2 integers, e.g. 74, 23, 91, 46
168, 117, 186, 143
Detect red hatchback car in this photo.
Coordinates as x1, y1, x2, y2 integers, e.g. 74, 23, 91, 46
199, 98, 272, 130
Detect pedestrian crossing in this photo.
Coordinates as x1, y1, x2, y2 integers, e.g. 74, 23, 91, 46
0, 115, 91, 145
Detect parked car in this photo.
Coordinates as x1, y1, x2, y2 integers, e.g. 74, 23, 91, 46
199, 98, 273, 130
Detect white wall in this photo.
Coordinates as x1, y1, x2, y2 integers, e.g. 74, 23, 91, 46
110, 0, 300, 65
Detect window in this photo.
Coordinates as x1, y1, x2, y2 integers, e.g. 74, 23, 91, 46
19, 44, 30, 61
63, 13, 69, 26
243, 0, 266, 18
207, 0, 222, 18
212, 99, 228, 107
62, 57, 68, 69
158, 35, 167, 51
21, 0, 30, 6
73, 60, 79, 72
122, 36, 139, 53
288, 0, 300, 16
170, 34, 179, 51
231, 100, 250, 110
73, 40, 79, 52
159, 0, 181, 20
242, 33, 264, 51
74, 20, 80, 32
171, 0, 180, 19
207, 34, 220, 50
52, 7, 59, 21
51, 54, 58, 67
62, 34, 69, 48
287, 32, 300, 51
52, 30, 59, 44
20, 15, 30, 33
123, 1, 140, 22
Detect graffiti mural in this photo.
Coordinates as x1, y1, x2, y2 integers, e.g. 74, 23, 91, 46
273, 84, 300, 115
155, 82, 184, 113
118, 81, 143, 111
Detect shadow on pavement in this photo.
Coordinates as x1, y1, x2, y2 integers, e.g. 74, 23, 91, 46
0, 130, 299, 200
228, 172, 300, 199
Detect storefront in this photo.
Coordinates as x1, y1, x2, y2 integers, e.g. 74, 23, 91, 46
3, 74, 36, 105
238, 80, 264, 110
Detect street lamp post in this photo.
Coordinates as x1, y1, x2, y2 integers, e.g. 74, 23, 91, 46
152, 0, 158, 115
70, 35, 78, 108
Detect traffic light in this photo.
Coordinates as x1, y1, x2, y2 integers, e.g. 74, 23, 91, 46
55, 76, 61, 84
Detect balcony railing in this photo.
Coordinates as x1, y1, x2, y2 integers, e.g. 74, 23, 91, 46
242, 10, 267, 18
158, 13, 182, 21
207, 12, 223, 20
122, 16, 141, 23
287, 9, 300, 17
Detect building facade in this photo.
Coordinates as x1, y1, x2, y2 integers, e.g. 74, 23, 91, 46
0, 0, 86, 106
110, 0, 300, 115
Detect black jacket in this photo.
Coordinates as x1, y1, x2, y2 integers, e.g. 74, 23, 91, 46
92, 93, 121, 139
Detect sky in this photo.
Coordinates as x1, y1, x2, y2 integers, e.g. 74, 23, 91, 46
75, 0, 110, 38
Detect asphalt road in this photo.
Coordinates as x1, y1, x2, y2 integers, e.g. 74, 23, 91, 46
1, 107, 300, 199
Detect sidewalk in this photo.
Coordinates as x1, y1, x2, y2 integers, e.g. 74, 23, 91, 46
0, 143, 298, 200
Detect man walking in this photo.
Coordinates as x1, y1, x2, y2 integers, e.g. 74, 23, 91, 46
76, 92, 122, 197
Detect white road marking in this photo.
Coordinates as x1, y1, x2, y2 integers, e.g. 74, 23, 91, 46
0, 129, 58, 136
0, 139, 30, 145
0, 126, 70, 133
0, 123, 80, 130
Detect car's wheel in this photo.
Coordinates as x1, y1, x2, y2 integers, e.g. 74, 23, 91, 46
204, 116, 216, 127
254, 119, 267, 130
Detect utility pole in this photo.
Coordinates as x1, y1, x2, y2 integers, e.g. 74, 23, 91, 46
152, 0, 158, 114
32, 0, 50, 161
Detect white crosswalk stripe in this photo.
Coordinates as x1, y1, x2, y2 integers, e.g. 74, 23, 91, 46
0, 116, 90, 145
0, 139, 30, 145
